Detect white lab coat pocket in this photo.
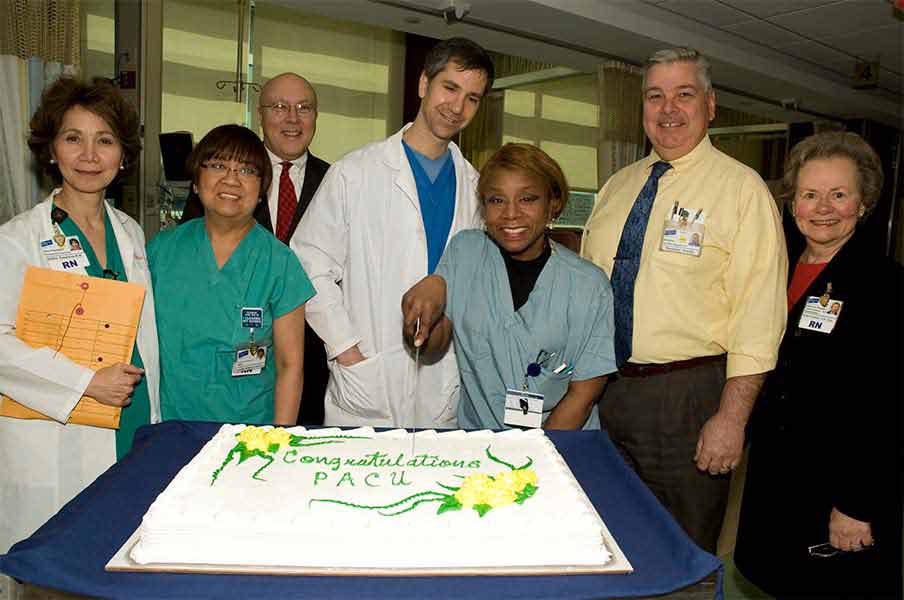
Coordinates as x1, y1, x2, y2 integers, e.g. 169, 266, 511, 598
426, 372, 460, 429
329, 353, 390, 421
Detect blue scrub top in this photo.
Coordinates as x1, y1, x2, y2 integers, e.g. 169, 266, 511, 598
437, 229, 616, 430
147, 219, 315, 424
403, 140, 456, 274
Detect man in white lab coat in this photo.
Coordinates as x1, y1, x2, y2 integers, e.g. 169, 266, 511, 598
291, 37, 494, 428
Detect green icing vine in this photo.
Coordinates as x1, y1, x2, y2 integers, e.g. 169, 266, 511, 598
485, 445, 533, 471
310, 490, 449, 516
289, 434, 372, 447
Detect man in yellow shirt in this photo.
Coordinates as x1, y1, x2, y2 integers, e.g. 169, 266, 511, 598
581, 48, 787, 553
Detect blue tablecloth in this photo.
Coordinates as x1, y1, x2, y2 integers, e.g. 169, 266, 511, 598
1, 421, 722, 599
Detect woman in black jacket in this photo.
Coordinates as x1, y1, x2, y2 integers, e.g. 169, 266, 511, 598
734, 131, 901, 599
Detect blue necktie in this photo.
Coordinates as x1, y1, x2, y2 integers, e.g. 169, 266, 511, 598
611, 160, 672, 367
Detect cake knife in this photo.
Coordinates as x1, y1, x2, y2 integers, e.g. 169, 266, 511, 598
412, 317, 420, 454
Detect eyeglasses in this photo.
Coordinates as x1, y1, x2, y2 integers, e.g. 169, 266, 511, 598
260, 101, 316, 118
201, 161, 261, 179
808, 542, 876, 558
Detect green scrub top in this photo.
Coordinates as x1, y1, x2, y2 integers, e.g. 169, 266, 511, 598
54, 202, 150, 459
436, 230, 617, 430
147, 219, 315, 424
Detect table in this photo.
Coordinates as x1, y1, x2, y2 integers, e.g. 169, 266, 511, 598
0, 421, 722, 599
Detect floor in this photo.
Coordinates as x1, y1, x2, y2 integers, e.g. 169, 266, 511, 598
717, 449, 773, 600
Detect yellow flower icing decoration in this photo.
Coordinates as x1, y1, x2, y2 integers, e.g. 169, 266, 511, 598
454, 469, 538, 509
236, 426, 290, 453
265, 427, 291, 448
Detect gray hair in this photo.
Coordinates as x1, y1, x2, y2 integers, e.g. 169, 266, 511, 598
642, 48, 712, 93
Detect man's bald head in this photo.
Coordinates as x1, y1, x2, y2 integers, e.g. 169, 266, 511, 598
258, 73, 318, 162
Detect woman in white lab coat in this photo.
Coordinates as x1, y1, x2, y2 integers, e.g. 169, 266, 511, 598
0, 78, 160, 554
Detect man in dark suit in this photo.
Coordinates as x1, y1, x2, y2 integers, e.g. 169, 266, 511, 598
180, 72, 330, 425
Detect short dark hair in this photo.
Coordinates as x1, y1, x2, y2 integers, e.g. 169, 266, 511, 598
28, 77, 141, 182
187, 124, 272, 200
422, 37, 495, 94
780, 131, 883, 219
477, 143, 569, 220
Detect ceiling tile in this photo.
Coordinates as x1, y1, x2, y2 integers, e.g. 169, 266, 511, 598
767, 0, 899, 39
826, 24, 903, 73
778, 40, 858, 80
656, 0, 750, 27
877, 70, 901, 92
718, 0, 838, 19
723, 19, 804, 47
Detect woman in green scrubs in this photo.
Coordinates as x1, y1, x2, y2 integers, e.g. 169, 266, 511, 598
148, 125, 314, 425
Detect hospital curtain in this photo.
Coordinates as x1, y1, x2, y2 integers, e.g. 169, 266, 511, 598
596, 60, 645, 189
492, 54, 554, 79
459, 91, 503, 171
0, 0, 81, 223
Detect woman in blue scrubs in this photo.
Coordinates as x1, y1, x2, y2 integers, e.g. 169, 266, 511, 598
402, 144, 616, 429
148, 125, 314, 425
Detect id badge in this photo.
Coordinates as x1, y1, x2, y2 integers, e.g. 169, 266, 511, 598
232, 346, 267, 377
241, 307, 263, 329
660, 209, 704, 257
504, 388, 544, 428
798, 296, 843, 334
40, 236, 91, 271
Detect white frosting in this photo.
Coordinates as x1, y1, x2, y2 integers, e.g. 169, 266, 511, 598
130, 425, 612, 568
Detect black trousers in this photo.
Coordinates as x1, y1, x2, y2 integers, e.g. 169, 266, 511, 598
598, 358, 730, 553
297, 322, 327, 425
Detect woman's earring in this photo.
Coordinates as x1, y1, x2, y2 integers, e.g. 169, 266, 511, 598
120, 163, 125, 171
49, 158, 56, 164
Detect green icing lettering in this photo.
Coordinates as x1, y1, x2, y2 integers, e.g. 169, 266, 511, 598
364, 472, 380, 487
304, 455, 341, 471
337, 472, 356, 487
283, 449, 298, 464
468, 460, 481, 468
313, 471, 328, 485
390, 470, 411, 486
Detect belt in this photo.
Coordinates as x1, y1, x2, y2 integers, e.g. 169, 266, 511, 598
618, 354, 726, 378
